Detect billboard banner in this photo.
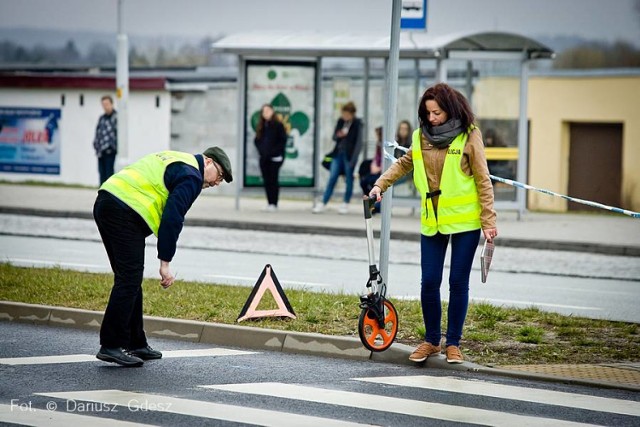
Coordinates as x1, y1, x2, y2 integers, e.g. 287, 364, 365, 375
0, 107, 61, 175
245, 61, 316, 187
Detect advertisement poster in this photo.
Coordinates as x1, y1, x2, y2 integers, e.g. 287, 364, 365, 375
245, 61, 316, 187
0, 107, 61, 175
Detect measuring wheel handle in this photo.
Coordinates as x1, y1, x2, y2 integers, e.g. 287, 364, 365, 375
363, 196, 377, 219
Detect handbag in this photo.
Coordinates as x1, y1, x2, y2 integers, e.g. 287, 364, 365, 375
321, 151, 334, 170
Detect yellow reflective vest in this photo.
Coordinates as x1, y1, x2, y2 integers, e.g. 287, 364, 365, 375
412, 129, 482, 236
100, 151, 200, 236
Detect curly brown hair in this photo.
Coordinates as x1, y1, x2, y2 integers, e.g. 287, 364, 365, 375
418, 83, 475, 132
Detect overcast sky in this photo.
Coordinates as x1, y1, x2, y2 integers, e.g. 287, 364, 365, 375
1, 0, 639, 45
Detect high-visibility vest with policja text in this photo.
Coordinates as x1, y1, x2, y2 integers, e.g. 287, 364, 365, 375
412, 129, 482, 236
100, 151, 200, 236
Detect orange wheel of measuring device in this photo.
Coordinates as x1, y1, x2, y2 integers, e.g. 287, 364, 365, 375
358, 299, 398, 352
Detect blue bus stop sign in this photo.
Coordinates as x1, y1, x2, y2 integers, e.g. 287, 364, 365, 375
400, 0, 427, 30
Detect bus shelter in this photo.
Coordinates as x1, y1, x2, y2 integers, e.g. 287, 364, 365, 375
212, 31, 553, 216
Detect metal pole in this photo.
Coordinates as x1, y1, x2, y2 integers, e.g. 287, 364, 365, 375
313, 57, 323, 205
414, 58, 420, 107
465, 60, 473, 102
363, 57, 370, 160
516, 54, 530, 220
379, 0, 402, 284
116, 0, 129, 169
235, 56, 246, 210
436, 55, 447, 83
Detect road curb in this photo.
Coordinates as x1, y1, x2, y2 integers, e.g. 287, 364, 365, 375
1, 301, 638, 391
1, 206, 638, 256
0, 300, 477, 371
0, 301, 379, 361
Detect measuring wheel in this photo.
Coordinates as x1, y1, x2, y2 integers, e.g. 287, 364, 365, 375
358, 299, 398, 351
357, 196, 399, 352
358, 295, 398, 352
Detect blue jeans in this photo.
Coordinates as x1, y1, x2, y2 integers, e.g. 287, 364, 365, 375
322, 151, 354, 204
420, 229, 480, 347
98, 152, 116, 185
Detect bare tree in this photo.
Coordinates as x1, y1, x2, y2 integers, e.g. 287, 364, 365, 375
59, 40, 80, 64
129, 47, 150, 67
554, 40, 640, 69
87, 42, 116, 66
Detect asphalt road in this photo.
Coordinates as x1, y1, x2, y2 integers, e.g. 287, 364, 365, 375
1, 226, 639, 322
1, 322, 639, 427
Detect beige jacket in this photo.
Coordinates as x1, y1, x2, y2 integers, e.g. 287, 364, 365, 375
374, 128, 497, 229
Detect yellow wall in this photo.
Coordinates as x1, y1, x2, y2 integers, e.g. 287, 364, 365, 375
474, 74, 640, 212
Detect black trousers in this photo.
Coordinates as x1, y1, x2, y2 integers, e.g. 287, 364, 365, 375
98, 152, 116, 185
259, 157, 283, 206
93, 191, 151, 349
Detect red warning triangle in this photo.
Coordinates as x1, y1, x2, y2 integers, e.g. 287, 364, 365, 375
237, 264, 296, 322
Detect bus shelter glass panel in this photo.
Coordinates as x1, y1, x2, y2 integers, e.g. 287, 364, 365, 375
469, 59, 522, 202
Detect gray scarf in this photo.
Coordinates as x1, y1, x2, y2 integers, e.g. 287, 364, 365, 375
421, 119, 463, 148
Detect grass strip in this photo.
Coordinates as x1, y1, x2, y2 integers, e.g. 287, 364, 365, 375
0, 263, 637, 366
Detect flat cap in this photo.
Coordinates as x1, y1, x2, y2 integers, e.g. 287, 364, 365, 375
203, 146, 233, 183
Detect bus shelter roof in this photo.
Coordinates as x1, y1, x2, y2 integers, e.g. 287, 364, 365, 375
211, 30, 554, 60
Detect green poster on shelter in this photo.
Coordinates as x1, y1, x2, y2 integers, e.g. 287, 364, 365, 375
244, 61, 316, 187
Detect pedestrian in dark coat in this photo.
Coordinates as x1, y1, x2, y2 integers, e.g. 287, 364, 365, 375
254, 104, 287, 211
93, 95, 118, 185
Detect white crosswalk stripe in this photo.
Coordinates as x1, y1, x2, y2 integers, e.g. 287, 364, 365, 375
203, 382, 600, 427
0, 403, 151, 427
35, 390, 371, 427
0, 348, 256, 365
356, 375, 640, 417
6, 373, 637, 426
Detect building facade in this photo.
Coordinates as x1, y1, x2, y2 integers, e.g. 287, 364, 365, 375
474, 69, 640, 213
0, 74, 170, 187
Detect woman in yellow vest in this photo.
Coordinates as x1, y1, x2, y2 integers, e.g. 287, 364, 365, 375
370, 83, 497, 364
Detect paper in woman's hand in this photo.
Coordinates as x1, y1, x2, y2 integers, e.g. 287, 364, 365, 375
481, 240, 494, 283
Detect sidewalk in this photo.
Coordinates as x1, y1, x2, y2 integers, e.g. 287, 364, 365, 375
1, 301, 638, 391
496, 363, 640, 390
0, 183, 639, 256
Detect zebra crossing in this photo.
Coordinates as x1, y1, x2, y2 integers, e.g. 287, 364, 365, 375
355, 375, 640, 417
204, 382, 615, 426
33, 390, 367, 427
2, 371, 639, 426
0, 347, 256, 366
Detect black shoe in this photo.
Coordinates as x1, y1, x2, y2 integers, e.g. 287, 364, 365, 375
127, 345, 162, 360
96, 346, 144, 367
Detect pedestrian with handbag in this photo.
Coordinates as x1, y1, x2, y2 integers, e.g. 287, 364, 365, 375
313, 102, 362, 214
